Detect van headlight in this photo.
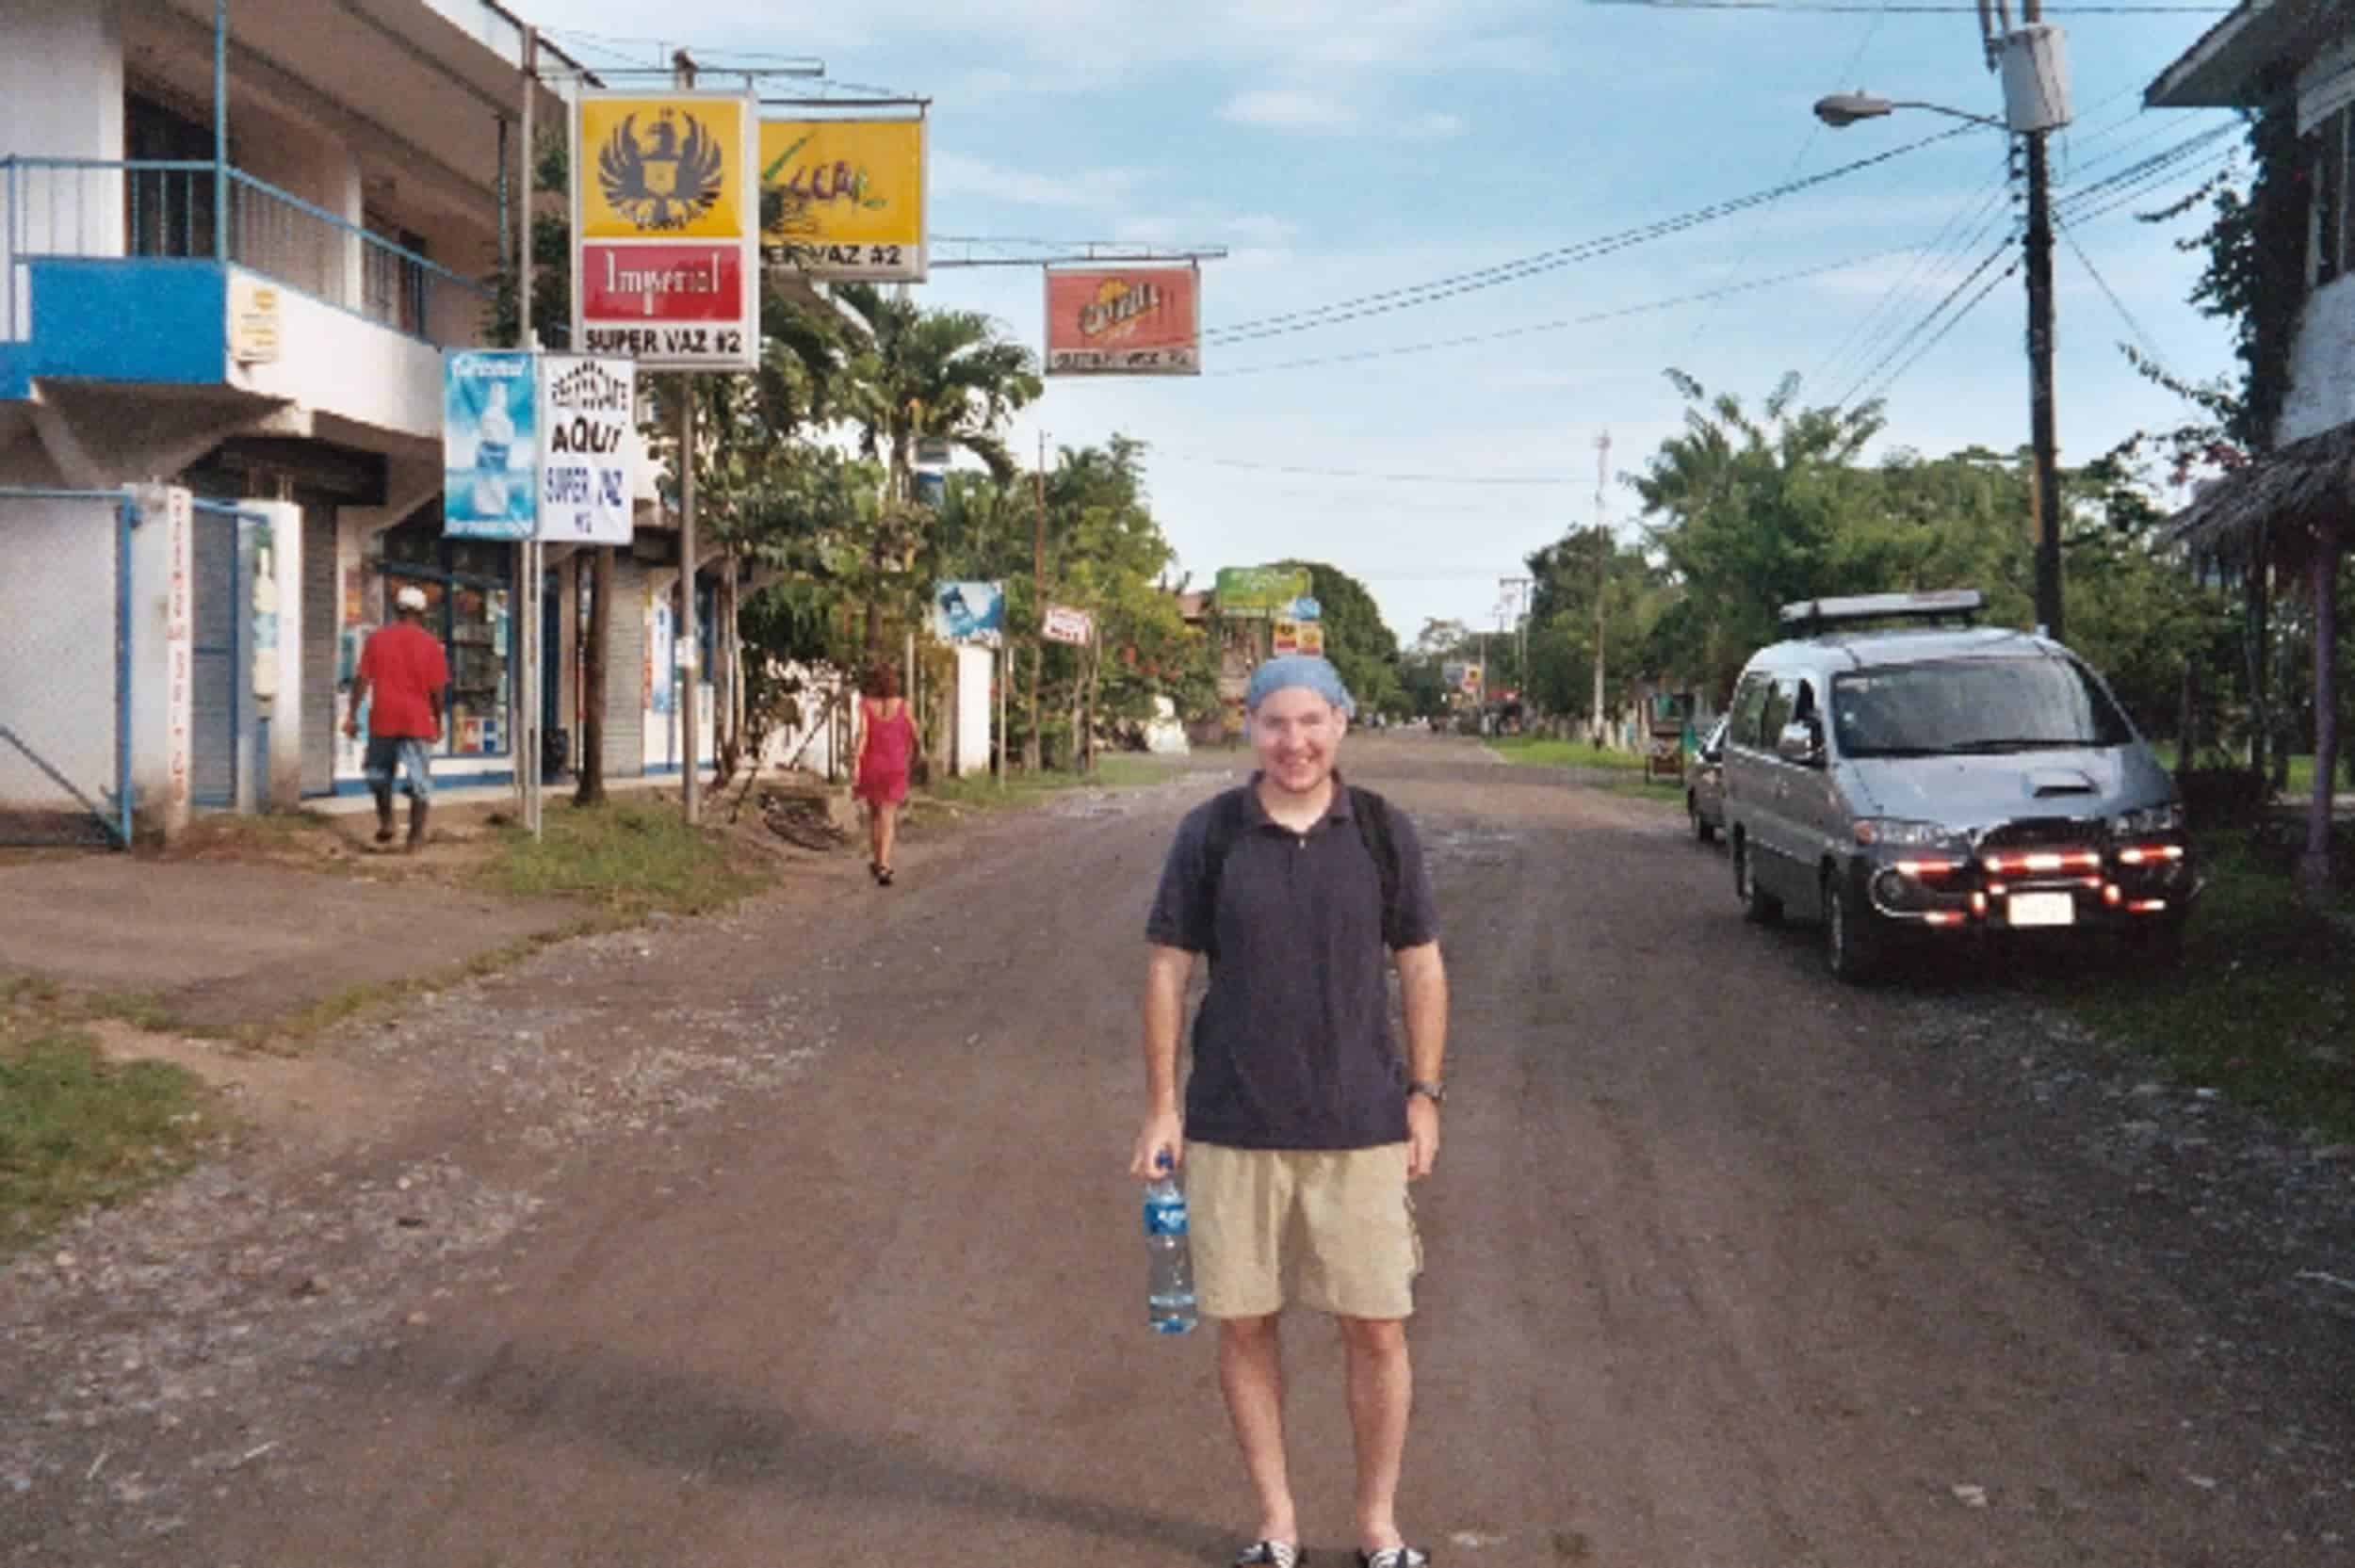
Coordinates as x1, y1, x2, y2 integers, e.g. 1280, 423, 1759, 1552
2113, 801, 2184, 836
1853, 818, 1967, 850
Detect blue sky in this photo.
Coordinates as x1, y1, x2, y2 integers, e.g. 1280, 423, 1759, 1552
536, 0, 2242, 643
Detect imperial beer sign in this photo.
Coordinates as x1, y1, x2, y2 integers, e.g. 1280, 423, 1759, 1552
572, 91, 759, 373
1045, 265, 1201, 376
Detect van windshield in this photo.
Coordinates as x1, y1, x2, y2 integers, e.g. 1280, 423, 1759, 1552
1830, 658, 2135, 757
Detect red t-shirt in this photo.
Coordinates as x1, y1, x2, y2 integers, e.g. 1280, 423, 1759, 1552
359, 621, 449, 739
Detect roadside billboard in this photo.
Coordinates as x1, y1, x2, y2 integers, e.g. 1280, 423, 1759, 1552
760, 115, 928, 282
1045, 265, 1201, 376
443, 349, 539, 540
932, 580, 1005, 646
1273, 618, 1324, 655
573, 91, 760, 372
1043, 605, 1095, 647
1214, 564, 1310, 618
537, 357, 637, 545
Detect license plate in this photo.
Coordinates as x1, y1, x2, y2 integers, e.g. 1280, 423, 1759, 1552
2008, 892, 2076, 928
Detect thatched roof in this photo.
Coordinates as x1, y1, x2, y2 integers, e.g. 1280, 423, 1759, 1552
2167, 421, 2355, 564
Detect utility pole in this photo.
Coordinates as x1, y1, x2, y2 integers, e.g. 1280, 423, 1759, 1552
1501, 576, 1531, 711
673, 48, 700, 824
2022, 0, 2063, 644
1027, 428, 1046, 771
1591, 431, 1611, 750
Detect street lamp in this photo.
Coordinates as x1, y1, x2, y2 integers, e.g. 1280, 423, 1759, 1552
1813, 84, 2066, 643
1811, 92, 2006, 131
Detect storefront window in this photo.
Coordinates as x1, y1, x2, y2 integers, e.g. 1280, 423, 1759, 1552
376, 510, 513, 760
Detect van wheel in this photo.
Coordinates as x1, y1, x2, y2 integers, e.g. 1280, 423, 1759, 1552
1824, 869, 1879, 984
1734, 836, 1781, 925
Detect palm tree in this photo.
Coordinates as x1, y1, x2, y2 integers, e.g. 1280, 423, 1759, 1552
833, 283, 1043, 498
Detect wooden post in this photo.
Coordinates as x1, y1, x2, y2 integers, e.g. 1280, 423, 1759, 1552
2300, 511, 2342, 898
577, 547, 609, 805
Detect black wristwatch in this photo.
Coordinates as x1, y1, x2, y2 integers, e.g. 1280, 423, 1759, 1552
1407, 1079, 1447, 1106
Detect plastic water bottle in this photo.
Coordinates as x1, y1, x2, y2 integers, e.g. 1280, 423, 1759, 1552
1144, 1155, 1198, 1334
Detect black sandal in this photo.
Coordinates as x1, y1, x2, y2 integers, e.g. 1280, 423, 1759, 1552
1356, 1549, 1429, 1568
1235, 1544, 1304, 1568
876, 865, 895, 886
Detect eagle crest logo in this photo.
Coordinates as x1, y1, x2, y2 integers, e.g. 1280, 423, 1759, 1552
597, 109, 725, 233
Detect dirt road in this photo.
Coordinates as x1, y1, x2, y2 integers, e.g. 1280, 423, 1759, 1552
5, 735, 2350, 1565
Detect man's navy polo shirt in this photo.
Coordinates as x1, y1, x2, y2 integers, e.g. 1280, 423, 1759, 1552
1145, 775, 1439, 1151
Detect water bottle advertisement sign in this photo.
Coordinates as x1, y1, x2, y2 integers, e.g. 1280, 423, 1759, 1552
442, 350, 541, 540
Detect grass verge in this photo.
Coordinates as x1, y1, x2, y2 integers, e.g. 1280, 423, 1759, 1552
1486, 736, 1687, 800
480, 800, 765, 918
921, 753, 1185, 812
0, 1027, 217, 1255
2029, 828, 2355, 1141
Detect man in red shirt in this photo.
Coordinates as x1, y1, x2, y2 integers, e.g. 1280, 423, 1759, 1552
344, 584, 449, 851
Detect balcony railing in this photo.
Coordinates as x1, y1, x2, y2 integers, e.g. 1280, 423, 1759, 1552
2, 156, 489, 348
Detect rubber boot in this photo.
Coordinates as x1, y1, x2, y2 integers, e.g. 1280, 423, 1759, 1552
371, 784, 396, 845
406, 798, 429, 854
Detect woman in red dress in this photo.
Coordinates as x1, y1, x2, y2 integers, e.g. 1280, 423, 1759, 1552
853, 664, 919, 885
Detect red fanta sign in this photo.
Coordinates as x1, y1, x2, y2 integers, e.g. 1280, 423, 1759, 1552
1045, 265, 1201, 376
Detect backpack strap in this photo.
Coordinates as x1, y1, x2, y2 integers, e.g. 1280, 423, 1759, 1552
1196, 787, 1254, 962
1348, 785, 1408, 950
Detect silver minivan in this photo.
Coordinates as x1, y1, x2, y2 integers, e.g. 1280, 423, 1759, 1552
1722, 590, 2197, 981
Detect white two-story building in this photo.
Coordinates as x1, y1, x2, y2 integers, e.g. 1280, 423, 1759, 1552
2150, 0, 2351, 880
0, 0, 768, 843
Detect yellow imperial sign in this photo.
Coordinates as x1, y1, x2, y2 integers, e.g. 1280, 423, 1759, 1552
759, 117, 927, 281
579, 96, 748, 240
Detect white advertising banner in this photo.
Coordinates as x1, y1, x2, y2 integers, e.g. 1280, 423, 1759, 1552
537, 357, 638, 544
1042, 604, 1095, 646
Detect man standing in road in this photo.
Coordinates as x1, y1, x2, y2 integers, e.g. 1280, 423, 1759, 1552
344, 584, 448, 852
1132, 654, 1449, 1568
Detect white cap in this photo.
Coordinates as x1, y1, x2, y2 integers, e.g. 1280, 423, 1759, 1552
395, 585, 428, 612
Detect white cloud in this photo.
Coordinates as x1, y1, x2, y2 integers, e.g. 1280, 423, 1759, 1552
1410, 111, 1467, 139
1221, 89, 1358, 132
930, 151, 1143, 209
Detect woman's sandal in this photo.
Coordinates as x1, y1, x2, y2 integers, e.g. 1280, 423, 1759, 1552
876, 865, 895, 887
1234, 1544, 1304, 1568
1356, 1549, 1429, 1568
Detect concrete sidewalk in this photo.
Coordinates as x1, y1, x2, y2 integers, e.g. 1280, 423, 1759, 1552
0, 858, 581, 1031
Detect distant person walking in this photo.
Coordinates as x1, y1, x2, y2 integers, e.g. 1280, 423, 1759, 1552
1132, 654, 1450, 1568
344, 584, 448, 853
853, 664, 920, 886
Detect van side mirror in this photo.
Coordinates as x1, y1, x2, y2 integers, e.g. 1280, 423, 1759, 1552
1776, 720, 1824, 767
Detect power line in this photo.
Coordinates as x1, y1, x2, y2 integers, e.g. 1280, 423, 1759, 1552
1210, 248, 1916, 377
1198, 125, 1973, 345
2053, 121, 2238, 216
1837, 237, 2016, 409
1854, 253, 2022, 408
2059, 141, 2238, 227
1684, 0, 1894, 355
2057, 215, 2171, 375
1811, 160, 2014, 396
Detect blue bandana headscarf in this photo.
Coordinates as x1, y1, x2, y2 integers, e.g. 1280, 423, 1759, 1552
1245, 655, 1356, 716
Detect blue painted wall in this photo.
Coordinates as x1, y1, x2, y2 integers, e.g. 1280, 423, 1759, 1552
24, 259, 225, 385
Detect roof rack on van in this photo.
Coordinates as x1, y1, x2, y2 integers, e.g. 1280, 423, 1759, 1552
1778, 589, 1984, 637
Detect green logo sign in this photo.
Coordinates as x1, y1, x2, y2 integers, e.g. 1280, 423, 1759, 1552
1214, 565, 1311, 617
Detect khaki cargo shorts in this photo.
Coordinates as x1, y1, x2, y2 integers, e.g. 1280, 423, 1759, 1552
1187, 1141, 1421, 1321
